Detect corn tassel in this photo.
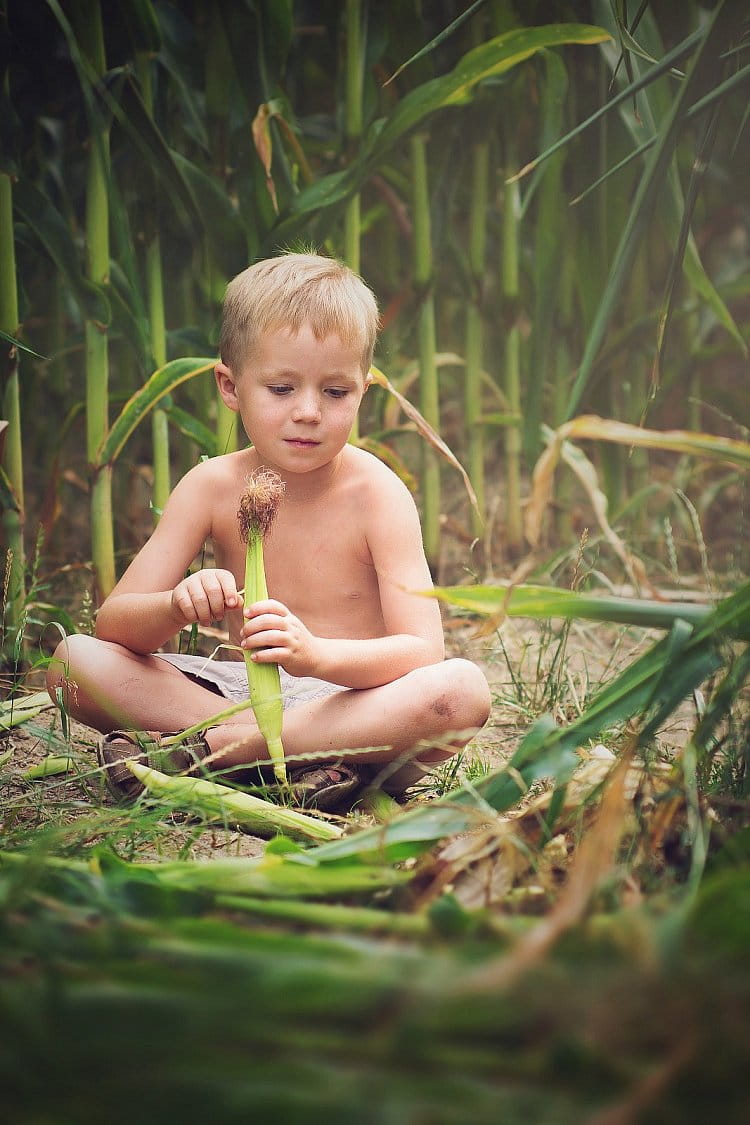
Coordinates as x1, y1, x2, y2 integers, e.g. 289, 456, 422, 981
127, 761, 342, 843
238, 470, 287, 784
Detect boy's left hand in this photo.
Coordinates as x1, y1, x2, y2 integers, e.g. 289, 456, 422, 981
241, 599, 321, 677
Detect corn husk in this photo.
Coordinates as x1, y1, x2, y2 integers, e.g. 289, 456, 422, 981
238, 468, 287, 784
127, 761, 343, 842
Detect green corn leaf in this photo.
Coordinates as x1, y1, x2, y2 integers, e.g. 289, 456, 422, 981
23, 756, 76, 779
128, 763, 340, 844
171, 152, 250, 276
0, 330, 47, 360
370, 25, 610, 164
164, 405, 218, 458
96, 357, 216, 466
508, 26, 703, 184
271, 24, 610, 244
137, 850, 407, 899
13, 180, 110, 324
313, 583, 749, 865
426, 583, 716, 633
566, 4, 745, 417
0, 464, 19, 512
382, 0, 489, 87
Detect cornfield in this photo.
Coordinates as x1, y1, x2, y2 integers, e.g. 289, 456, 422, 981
2, 2, 749, 1121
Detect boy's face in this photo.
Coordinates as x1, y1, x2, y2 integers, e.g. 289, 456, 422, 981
215, 323, 369, 475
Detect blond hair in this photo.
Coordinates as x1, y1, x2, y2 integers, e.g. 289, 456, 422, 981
220, 252, 380, 375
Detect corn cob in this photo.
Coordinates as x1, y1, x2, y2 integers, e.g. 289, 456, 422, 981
23, 756, 76, 780
238, 468, 287, 784
127, 761, 343, 842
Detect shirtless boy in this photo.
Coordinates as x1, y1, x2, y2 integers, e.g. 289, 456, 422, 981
47, 252, 491, 809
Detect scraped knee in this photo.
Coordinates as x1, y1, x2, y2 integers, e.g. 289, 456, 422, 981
423, 657, 491, 746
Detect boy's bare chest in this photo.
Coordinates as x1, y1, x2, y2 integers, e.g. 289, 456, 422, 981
212, 493, 382, 636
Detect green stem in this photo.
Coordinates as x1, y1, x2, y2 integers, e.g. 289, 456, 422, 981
138, 52, 171, 521
77, 0, 115, 599
411, 132, 440, 570
344, 0, 363, 440
502, 132, 523, 555
244, 530, 286, 783
0, 171, 26, 628
145, 223, 170, 518
465, 140, 489, 541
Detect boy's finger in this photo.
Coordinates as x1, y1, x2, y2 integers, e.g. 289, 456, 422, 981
245, 598, 288, 616
217, 572, 241, 607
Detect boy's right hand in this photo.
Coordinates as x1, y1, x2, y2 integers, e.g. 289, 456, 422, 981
170, 568, 241, 627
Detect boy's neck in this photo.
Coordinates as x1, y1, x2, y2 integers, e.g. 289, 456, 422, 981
251, 448, 346, 502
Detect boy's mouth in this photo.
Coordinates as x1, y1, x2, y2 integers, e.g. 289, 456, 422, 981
284, 438, 320, 448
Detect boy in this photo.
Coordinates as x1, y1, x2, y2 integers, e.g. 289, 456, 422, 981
48, 253, 491, 809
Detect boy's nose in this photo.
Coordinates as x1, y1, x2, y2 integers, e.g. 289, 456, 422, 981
292, 393, 321, 423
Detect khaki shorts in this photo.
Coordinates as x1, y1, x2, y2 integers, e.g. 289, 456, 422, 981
155, 651, 347, 711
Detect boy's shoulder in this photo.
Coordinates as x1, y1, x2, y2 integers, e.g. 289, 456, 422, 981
342, 443, 411, 495
180, 449, 253, 488
340, 445, 419, 524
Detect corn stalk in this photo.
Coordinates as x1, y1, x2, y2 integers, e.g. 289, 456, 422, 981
465, 138, 489, 541
344, 0, 363, 442
411, 132, 441, 570
72, 0, 115, 598
0, 170, 25, 628
137, 52, 170, 521
501, 125, 523, 555
238, 470, 287, 784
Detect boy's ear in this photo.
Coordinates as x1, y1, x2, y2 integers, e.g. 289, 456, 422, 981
215, 362, 239, 412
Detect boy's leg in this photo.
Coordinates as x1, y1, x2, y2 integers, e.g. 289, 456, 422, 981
46, 634, 248, 736
204, 657, 492, 785
49, 635, 491, 791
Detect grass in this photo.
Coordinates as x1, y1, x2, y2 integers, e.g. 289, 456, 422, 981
2, 565, 750, 1121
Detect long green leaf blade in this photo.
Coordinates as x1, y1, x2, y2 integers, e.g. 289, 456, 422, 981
96, 357, 215, 465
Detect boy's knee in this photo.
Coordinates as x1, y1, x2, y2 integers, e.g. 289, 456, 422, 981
46, 632, 96, 699
422, 658, 491, 735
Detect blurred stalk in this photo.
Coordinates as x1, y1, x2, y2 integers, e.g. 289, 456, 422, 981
343, 0, 363, 275
465, 139, 489, 540
501, 129, 523, 555
596, 55, 623, 512
137, 53, 170, 522
206, 7, 236, 454
527, 51, 568, 465
552, 250, 575, 544
0, 171, 25, 626
76, 0, 115, 598
626, 248, 650, 540
411, 132, 440, 569
344, 0, 363, 441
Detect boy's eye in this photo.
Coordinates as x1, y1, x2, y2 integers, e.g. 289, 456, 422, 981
268, 385, 293, 396
325, 387, 350, 399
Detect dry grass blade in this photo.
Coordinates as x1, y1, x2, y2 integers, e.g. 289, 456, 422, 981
456, 739, 636, 995
369, 365, 480, 517
526, 415, 750, 550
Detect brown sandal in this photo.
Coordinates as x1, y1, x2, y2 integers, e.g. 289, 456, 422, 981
97, 730, 210, 803
288, 763, 363, 812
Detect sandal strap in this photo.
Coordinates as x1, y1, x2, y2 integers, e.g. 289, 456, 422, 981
98, 729, 212, 802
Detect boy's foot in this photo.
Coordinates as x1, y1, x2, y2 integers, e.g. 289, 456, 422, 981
97, 730, 210, 802
288, 764, 362, 812
99, 733, 363, 813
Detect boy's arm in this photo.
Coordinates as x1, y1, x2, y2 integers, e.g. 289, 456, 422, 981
95, 462, 240, 654
243, 472, 444, 688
